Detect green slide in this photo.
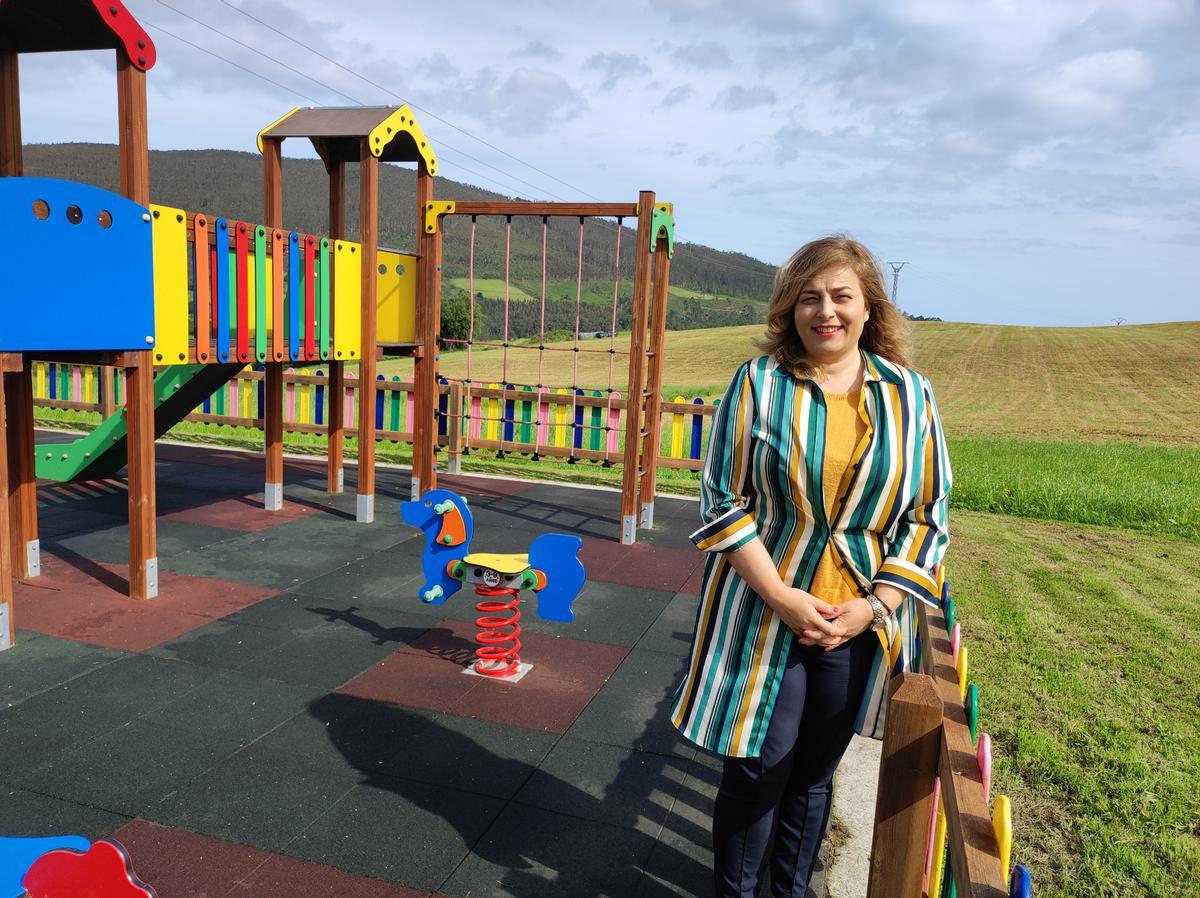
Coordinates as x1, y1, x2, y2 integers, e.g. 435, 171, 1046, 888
36, 363, 245, 482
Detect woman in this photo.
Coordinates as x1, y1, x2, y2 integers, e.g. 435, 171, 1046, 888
671, 236, 952, 897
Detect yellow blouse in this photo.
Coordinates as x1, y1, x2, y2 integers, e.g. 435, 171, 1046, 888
809, 388, 868, 605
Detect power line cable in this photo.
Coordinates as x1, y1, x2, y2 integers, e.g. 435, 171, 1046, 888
217, 0, 602, 201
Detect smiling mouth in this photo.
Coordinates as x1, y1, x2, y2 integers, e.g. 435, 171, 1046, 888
813, 326, 842, 335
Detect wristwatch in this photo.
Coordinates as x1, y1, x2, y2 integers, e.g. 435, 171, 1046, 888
866, 593, 892, 631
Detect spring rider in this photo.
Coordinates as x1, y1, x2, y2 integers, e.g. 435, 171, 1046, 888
401, 489, 585, 681
1, 835, 156, 898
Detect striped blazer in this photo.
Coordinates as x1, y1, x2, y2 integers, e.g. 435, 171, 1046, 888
671, 351, 952, 757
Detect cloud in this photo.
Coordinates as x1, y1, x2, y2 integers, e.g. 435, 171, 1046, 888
671, 41, 733, 70
714, 85, 778, 111
512, 40, 563, 62
582, 52, 652, 90
425, 66, 586, 136
658, 84, 695, 107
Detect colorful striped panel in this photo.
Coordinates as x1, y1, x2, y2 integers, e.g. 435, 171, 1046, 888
287, 232, 302, 362
149, 204, 190, 364
271, 229, 286, 362
194, 214, 212, 363
254, 225, 268, 363
331, 240, 361, 360
215, 218, 231, 363
303, 235, 317, 361
234, 222, 250, 363
376, 248, 417, 344
318, 237, 331, 361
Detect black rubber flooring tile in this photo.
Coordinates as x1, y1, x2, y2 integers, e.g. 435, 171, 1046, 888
519, 579, 673, 648
0, 634, 125, 708
235, 628, 408, 692
9, 717, 244, 817
283, 548, 427, 606
0, 655, 211, 771
567, 648, 697, 759
629, 520, 700, 551
636, 592, 702, 659
138, 668, 328, 746
222, 590, 432, 643
378, 711, 558, 800
43, 518, 241, 564
285, 779, 505, 891
144, 618, 297, 672
513, 735, 689, 832
441, 801, 658, 898
0, 785, 130, 840
147, 744, 362, 854
35, 509, 128, 539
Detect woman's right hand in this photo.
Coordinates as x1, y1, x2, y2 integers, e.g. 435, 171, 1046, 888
770, 587, 846, 644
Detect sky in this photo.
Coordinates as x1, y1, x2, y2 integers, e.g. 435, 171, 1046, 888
15, 0, 1200, 326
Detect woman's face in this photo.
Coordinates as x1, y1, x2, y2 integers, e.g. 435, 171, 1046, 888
792, 265, 870, 363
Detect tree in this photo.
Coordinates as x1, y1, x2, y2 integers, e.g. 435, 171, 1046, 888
441, 291, 471, 344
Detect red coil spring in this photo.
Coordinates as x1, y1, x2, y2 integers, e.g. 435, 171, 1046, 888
473, 586, 522, 677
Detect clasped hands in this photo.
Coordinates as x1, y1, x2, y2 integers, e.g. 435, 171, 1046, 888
774, 587, 874, 650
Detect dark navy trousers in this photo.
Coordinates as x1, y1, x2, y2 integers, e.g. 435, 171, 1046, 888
712, 631, 877, 898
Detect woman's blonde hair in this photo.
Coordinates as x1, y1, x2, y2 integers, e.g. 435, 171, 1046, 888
756, 235, 910, 376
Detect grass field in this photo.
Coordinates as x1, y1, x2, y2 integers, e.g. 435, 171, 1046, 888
951, 512, 1200, 898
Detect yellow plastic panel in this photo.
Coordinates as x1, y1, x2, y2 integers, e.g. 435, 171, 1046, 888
150, 204, 190, 364
377, 248, 417, 344
332, 240, 362, 360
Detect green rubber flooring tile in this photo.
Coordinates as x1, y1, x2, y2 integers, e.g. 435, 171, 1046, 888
627, 520, 700, 551
235, 628, 411, 692
144, 619, 300, 672
157, 492, 324, 533
285, 780, 505, 891
567, 648, 697, 759
440, 801, 658, 898
0, 633, 125, 708
35, 508, 127, 539
0, 785, 130, 840
284, 549, 427, 606
9, 717, 244, 817
234, 854, 443, 898
377, 709, 558, 800
0, 655, 212, 769
44, 518, 243, 564
512, 735, 689, 832
635, 591, 702, 658
147, 744, 362, 854
518, 580, 673, 648
138, 667, 328, 746
222, 591, 434, 642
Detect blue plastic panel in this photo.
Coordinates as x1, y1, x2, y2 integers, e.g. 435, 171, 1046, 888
0, 177, 154, 352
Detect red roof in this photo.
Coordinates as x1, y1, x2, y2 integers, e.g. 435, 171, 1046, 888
0, 0, 156, 71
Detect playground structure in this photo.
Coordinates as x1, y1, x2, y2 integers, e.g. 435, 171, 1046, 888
1, 834, 156, 898
400, 488, 586, 680
0, 0, 676, 642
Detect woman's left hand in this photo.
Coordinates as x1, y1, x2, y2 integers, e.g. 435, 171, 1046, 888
798, 598, 873, 650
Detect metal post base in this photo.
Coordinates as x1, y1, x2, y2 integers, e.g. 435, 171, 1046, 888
621, 514, 637, 545
640, 501, 655, 529
410, 479, 422, 500
357, 493, 375, 524
145, 558, 159, 599
264, 482, 283, 512
25, 539, 40, 578
0, 605, 11, 651
446, 456, 461, 474
330, 468, 344, 494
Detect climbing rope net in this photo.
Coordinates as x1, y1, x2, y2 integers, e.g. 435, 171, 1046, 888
438, 213, 632, 465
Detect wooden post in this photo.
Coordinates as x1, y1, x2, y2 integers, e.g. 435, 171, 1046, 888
867, 672, 943, 898
1, 46, 39, 581
117, 51, 157, 600
326, 160, 346, 494
619, 191, 655, 544
99, 367, 117, 418
446, 379, 463, 473
262, 138, 284, 510
412, 161, 439, 499
355, 144, 379, 523
638, 235, 672, 529
0, 357, 15, 650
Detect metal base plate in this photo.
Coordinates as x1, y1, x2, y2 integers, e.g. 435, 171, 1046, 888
357, 493, 375, 524
264, 482, 283, 511
0, 605, 11, 651
145, 557, 159, 599
640, 501, 655, 529
410, 479, 422, 500
621, 514, 637, 545
25, 539, 40, 578
330, 467, 344, 494
463, 661, 533, 683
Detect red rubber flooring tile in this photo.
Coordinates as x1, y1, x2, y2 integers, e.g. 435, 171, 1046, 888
158, 493, 321, 532
580, 537, 704, 594
111, 819, 438, 897
681, 562, 705, 596
339, 619, 628, 734
13, 554, 277, 652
